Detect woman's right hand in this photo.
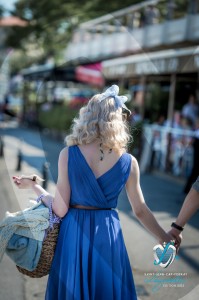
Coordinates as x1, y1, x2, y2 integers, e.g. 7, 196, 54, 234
12, 174, 44, 189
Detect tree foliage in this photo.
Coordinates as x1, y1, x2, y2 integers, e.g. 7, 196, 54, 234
0, 5, 5, 17
6, 0, 140, 57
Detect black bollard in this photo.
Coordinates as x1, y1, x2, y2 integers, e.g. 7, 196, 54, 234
16, 149, 22, 171
42, 162, 49, 189
0, 136, 4, 157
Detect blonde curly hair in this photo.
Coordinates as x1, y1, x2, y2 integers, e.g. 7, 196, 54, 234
65, 93, 132, 153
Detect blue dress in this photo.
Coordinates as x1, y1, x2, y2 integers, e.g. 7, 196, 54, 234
45, 145, 137, 300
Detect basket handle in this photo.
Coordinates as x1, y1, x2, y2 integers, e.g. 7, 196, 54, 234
36, 194, 62, 229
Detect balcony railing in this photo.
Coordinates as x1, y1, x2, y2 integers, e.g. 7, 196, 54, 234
65, 0, 199, 62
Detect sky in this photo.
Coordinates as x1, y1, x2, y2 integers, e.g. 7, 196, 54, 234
0, 0, 17, 14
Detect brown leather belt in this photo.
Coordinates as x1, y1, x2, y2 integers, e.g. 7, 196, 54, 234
69, 204, 112, 210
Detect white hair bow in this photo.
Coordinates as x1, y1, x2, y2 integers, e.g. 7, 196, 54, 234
98, 85, 131, 114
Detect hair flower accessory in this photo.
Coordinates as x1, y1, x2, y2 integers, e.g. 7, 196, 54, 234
98, 85, 131, 114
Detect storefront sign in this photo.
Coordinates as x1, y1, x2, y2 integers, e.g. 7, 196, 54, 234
76, 63, 104, 86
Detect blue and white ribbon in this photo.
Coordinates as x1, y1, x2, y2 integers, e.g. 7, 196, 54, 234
98, 85, 131, 114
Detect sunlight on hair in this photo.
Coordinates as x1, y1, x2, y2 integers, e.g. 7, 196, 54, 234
65, 94, 132, 153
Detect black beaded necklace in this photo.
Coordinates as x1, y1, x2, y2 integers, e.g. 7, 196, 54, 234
99, 141, 112, 161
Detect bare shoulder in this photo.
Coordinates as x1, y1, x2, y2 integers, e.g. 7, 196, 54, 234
57, 147, 69, 180
126, 154, 140, 184
128, 154, 139, 173
59, 146, 69, 164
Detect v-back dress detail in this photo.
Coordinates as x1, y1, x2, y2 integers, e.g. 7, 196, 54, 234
45, 145, 137, 300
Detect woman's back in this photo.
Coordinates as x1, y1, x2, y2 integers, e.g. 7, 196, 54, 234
77, 141, 125, 180
68, 143, 132, 209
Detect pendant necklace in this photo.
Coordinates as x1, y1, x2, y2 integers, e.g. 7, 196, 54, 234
99, 141, 112, 161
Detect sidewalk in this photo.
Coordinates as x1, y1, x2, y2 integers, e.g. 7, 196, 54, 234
0, 121, 199, 300
0, 158, 25, 300
0, 122, 56, 300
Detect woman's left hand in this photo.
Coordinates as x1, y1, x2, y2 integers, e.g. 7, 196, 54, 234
167, 229, 182, 253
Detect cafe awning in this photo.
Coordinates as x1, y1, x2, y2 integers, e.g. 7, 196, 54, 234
102, 46, 199, 79
21, 64, 77, 82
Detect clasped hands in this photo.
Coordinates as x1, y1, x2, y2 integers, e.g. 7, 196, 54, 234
160, 229, 182, 253
167, 228, 182, 253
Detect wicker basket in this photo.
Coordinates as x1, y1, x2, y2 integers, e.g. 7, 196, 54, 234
16, 223, 60, 278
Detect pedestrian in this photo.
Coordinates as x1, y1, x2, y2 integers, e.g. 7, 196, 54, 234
184, 118, 199, 193
149, 115, 165, 171
144, 5, 160, 25
181, 94, 199, 125
13, 85, 176, 300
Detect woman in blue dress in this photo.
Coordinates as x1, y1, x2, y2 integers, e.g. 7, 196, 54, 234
13, 85, 173, 300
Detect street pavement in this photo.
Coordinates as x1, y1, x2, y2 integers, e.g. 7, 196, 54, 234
0, 157, 25, 300
0, 120, 198, 300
